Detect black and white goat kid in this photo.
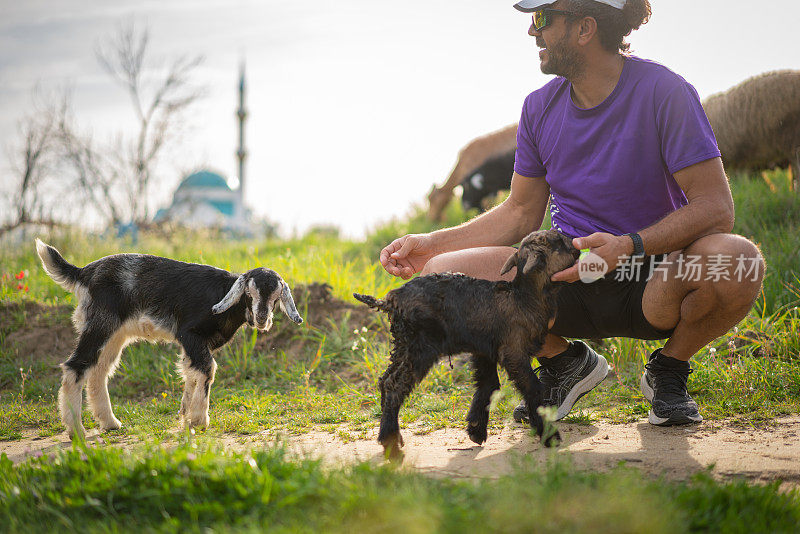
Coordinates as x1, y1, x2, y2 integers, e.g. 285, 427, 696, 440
35, 239, 303, 439
354, 229, 579, 458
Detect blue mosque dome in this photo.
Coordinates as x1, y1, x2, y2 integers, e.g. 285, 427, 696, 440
177, 170, 231, 191
152, 64, 251, 233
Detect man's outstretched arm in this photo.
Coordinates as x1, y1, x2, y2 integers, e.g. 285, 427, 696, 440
381, 172, 550, 279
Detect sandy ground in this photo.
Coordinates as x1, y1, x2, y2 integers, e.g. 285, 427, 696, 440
5, 417, 799, 489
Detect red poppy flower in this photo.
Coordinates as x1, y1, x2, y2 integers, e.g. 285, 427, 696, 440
15, 271, 25, 280
24, 285, 29, 292
17, 284, 23, 290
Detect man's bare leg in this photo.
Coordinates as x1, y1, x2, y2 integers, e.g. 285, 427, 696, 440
638, 233, 764, 425
419, 234, 765, 425
641, 233, 765, 361
421, 234, 764, 362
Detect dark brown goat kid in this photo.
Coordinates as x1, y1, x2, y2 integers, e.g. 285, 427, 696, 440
354, 229, 579, 458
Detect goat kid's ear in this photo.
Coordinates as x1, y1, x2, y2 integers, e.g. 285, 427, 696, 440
212, 275, 246, 314
279, 283, 304, 324
500, 252, 518, 276
522, 252, 545, 275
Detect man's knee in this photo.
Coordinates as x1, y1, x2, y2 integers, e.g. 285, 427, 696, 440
420, 252, 453, 276
685, 233, 764, 304
686, 232, 760, 259
420, 247, 517, 280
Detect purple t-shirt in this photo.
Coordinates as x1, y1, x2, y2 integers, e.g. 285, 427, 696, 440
514, 56, 721, 238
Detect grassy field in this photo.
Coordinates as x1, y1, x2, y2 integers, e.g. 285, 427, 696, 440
1, 171, 799, 531
2, 439, 799, 533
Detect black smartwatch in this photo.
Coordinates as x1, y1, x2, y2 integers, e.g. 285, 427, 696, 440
625, 232, 645, 257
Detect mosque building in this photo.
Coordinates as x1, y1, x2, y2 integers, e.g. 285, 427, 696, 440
155, 63, 251, 231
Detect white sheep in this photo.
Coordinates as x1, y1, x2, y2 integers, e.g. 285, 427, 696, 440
703, 70, 800, 190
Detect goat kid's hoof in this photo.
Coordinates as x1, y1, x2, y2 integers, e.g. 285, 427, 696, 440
380, 433, 405, 462
184, 413, 210, 431
542, 430, 562, 448
466, 421, 488, 445
382, 444, 405, 463
100, 418, 123, 431
66, 426, 87, 441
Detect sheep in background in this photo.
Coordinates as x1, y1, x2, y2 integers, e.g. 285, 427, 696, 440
428, 70, 799, 218
460, 149, 516, 213
354, 229, 579, 459
703, 70, 800, 190
35, 239, 303, 439
427, 123, 517, 221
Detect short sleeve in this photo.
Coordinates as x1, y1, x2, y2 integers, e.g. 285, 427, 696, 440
656, 81, 721, 174
514, 94, 547, 178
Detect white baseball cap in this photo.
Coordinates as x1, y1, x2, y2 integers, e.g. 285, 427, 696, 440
513, 0, 627, 12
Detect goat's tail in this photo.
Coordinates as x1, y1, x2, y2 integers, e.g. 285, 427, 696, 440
353, 293, 387, 311
35, 238, 81, 293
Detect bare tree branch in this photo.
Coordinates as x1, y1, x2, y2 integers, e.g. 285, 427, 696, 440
93, 20, 204, 224
1, 91, 59, 236
55, 94, 123, 224
97, 22, 148, 121
4, 21, 203, 235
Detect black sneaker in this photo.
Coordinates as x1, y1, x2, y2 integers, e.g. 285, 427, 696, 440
512, 341, 609, 423
640, 350, 703, 426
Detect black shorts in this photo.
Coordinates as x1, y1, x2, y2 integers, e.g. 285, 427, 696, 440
550, 254, 675, 341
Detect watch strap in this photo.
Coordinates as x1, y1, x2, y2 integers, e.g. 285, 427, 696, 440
626, 232, 645, 257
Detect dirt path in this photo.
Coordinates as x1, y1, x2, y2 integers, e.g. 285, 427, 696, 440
275, 417, 800, 488
4, 417, 799, 488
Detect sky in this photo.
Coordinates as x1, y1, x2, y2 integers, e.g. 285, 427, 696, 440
1, 0, 799, 237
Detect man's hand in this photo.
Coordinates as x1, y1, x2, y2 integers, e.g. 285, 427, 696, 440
551, 232, 634, 282
380, 234, 437, 280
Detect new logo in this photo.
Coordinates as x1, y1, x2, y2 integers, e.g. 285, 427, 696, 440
578, 251, 608, 283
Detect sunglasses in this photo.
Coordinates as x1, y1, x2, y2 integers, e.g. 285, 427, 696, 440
531, 8, 578, 31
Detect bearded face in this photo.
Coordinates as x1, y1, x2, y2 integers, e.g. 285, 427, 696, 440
537, 30, 585, 80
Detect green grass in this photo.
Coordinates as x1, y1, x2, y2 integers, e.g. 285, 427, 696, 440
1, 170, 799, 529
1, 230, 400, 307
0, 174, 799, 439
730, 170, 800, 312
1, 440, 799, 533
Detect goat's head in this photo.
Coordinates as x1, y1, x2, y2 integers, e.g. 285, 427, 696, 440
211, 268, 303, 331
500, 229, 579, 281
460, 152, 515, 212
461, 171, 486, 212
